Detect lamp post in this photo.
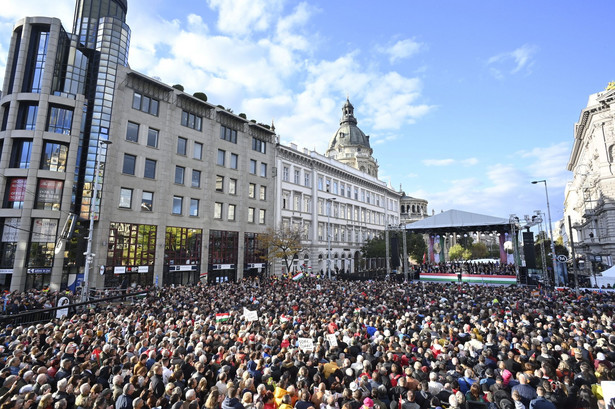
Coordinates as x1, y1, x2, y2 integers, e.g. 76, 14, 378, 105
400, 224, 409, 281
532, 180, 558, 288
326, 198, 336, 279
82, 140, 111, 302
385, 225, 391, 277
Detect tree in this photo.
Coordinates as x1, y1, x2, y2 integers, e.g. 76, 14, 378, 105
470, 242, 488, 259
172, 84, 184, 92
361, 234, 385, 258
259, 226, 304, 274
449, 244, 466, 261
534, 237, 570, 270
407, 233, 427, 263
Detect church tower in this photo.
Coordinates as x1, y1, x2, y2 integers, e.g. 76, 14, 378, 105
326, 99, 379, 177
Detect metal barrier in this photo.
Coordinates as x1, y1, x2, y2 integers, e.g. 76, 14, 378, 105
0, 289, 151, 327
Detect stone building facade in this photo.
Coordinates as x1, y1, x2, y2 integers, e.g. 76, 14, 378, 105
564, 84, 615, 270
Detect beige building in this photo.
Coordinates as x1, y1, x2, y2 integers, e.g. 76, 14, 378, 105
274, 100, 405, 276
564, 84, 615, 271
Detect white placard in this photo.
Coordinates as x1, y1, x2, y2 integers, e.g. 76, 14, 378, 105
56, 296, 70, 319
602, 381, 615, 409
326, 334, 338, 348
243, 307, 258, 322
298, 337, 314, 352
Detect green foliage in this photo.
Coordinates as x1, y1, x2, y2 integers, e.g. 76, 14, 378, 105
172, 84, 184, 92
470, 242, 488, 259
449, 244, 465, 260
239, 113, 247, 119
217, 105, 225, 109
534, 237, 570, 269
192, 92, 207, 102
259, 226, 304, 273
407, 233, 427, 263
361, 234, 385, 258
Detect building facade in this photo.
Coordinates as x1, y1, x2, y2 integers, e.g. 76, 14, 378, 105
0, 0, 276, 291
564, 84, 615, 271
275, 100, 404, 276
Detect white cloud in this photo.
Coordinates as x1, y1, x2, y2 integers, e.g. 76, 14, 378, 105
207, 0, 284, 37
422, 159, 455, 166
422, 158, 478, 167
487, 44, 538, 79
381, 38, 423, 64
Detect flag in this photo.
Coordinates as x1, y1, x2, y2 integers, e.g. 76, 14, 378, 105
292, 272, 304, 281
354, 308, 361, 314
215, 313, 230, 322
280, 314, 291, 323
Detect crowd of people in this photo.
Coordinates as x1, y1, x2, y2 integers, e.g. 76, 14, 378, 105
411, 262, 517, 276
0, 278, 612, 409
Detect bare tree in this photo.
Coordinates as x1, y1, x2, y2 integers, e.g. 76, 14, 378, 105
259, 225, 304, 275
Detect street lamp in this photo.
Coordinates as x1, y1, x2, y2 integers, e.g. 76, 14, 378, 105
532, 179, 558, 288
326, 198, 336, 279
82, 140, 112, 302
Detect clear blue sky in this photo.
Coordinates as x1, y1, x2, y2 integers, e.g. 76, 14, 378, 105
1, 0, 614, 223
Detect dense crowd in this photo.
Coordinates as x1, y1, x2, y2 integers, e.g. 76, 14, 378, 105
0, 278, 613, 409
412, 262, 517, 276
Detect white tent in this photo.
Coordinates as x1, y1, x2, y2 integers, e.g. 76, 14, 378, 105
595, 265, 615, 288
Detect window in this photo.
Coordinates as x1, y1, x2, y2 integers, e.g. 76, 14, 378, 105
259, 209, 266, 224
181, 110, 202, 131
16, 103, 38, 130
249, 159, 257, 174
175, 166, 185, 184
259, 186, 266, 201
119, 188, 132, 208
230, 153, 238, 169
341, 183, 345, 196
294, 169, 300, 184
304, 196, 311, 213
172, 196, 183, 215
229, 178, 237, 195
252, 137, 266, 153
190, 198, 199, 216
4, 178, 26, 209
248, 183, 256, 199
144, 158, 156, 179
132, 92, 159, 116
294, 195, 301, 212
304, 173, 310, 187
260, 163, 267, 177
220, 125, 237, 143
194, 142, 203, 160
214, 202, 222, 219
123, 154, 136, 175
217, 150, 225, 166
177, 137, 187, 155
248, 207, 255, 223
125, 121, 139, 142
318, 177, 323, 190
147, 128, 158, 147
40, 142, 68, 172
23, 28, 49, 93
216, 176, 224, 192
354, 187, 359, 200
333, 181, 338, 194
47, 106, 73, 134
283, 166, 289, 181
141, 191, 153, 211
35, 179, 63, 210
228, 204, 236, 221
192, 170, 201, 188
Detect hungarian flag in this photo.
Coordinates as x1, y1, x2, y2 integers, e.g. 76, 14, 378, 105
215, 313, 230, 322
354, 308, 361, 314
292, 272, 304, 281
280, 314, 291, 323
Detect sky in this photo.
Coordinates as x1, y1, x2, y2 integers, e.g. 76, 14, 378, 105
1, 0, 614, 224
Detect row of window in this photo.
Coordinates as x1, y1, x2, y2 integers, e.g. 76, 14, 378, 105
280, 164, 389, 208
2, 102, 74, 134
9, 139, 68, 172
132, 92, 159, 116
4, 177, 63, 211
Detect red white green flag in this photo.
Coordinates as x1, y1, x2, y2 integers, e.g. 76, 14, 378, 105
280, 314, 291, 323
215, 313, 230, 322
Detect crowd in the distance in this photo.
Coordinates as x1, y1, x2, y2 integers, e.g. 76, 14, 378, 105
0, 278, 612, 409
411, 262, 517, 276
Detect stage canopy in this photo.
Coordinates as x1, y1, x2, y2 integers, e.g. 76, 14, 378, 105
405, 209, 512, 234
